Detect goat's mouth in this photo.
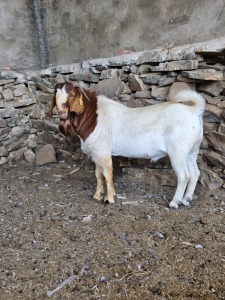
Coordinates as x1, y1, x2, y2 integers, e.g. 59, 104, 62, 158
58, 112, 68, 120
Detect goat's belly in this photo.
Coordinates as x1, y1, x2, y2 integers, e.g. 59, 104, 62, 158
82, 134, 167, 160
111, 144, 167, 160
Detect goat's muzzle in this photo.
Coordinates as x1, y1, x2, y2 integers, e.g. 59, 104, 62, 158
57, 103, 70, 120
58, 111, 68, 120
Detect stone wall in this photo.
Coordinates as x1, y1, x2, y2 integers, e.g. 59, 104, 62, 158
1, 38, 225, 190
1, 0, 225, 69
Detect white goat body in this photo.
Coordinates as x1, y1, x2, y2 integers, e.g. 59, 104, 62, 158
82, 92, 203, 160
50, 83, 205, 208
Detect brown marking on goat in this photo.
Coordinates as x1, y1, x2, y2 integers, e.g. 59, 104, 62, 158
59, 118, 74, 137
55, 83, 98, 141
74, 88, 98, 140
67, 87, 84, 115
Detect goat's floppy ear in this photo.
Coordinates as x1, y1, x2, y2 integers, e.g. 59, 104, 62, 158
46, 83, 62, 118
68, 88, 84, 114
46, 95, 56, 118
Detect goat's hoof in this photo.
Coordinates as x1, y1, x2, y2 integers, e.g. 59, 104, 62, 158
93, 193, 104, 201
186, 196, 193, 202
169, 201, 179, 209
181, 199, 190, 206
103, 199, 109, 205
103, 197, 115, 204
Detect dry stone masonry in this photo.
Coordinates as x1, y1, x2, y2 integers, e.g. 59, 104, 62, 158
1, 38, 225, 191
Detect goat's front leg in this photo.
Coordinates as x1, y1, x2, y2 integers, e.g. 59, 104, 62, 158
94, 155, 115, 203
104, 157, 116, 203
93, 165, 104, 201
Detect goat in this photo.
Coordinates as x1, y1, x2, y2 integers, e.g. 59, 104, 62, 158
47, 82, 205, 208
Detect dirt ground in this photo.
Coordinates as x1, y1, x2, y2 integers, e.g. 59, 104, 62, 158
0, 160, 225, 300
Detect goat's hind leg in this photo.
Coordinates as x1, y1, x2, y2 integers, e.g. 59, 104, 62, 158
182, 147, 200, 204
169, 156, 190, 209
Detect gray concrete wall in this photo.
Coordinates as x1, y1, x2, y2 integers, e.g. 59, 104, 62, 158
1, 0, 225, 70
0, 0, 39, 69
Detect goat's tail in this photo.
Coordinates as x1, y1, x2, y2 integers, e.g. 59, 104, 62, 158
172, 90, 205, 114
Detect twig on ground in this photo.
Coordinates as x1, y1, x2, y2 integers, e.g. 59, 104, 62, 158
122, 200, 145, 205
67, 167, 80, 175
52, 167, 80, 181
119, 192, 171, 205
47, 275, 78, 297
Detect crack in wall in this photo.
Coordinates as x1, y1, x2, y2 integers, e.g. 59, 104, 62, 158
32, 0, 48, 69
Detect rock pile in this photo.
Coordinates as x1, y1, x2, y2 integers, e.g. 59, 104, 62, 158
0, 38, 225, 190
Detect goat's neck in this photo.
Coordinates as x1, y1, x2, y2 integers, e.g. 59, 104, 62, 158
73, 92, 98, 141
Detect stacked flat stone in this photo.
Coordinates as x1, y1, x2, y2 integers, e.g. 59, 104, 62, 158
0, 38, 225, 190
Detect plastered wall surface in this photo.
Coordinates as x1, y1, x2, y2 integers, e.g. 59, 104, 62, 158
0, 0, 38, 69
0, 0, 225, 70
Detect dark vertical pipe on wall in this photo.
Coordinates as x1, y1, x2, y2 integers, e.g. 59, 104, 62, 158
32, 0, 48, 69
